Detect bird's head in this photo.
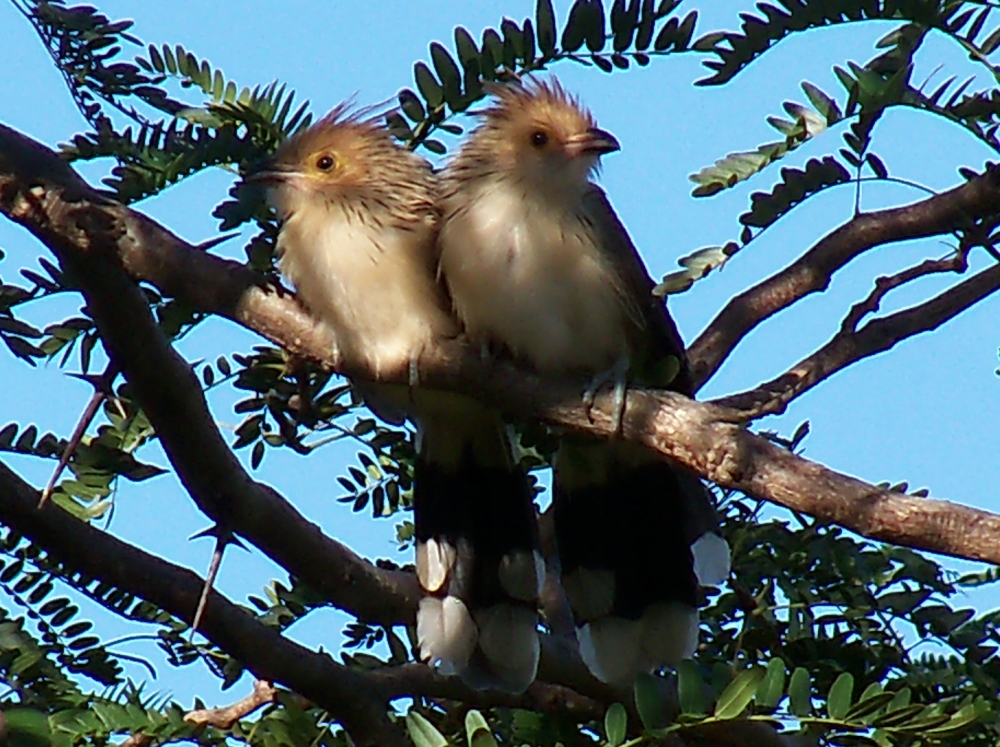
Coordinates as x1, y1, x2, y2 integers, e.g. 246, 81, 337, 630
247, 104, 434, 224
463, 77, 620, 192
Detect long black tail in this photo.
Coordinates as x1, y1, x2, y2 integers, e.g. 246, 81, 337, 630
413, 400, 542, 692
553, 438, 729, 684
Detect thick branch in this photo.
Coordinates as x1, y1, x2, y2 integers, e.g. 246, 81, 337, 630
0, 461, 404, 747
0, 462, 622, 729
687, 167, 1000, 390
715, 256, 1000, 418
122, 680, 278, 747
0, 125, 417, 628
2, 125, 1000, 607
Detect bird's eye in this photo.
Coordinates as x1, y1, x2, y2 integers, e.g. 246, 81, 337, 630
316, 154, 336, 171
530, 131, 549, 148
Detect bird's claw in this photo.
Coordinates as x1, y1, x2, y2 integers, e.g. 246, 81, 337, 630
583, 360, 630, 435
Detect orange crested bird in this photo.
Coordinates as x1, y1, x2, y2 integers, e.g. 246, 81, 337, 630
249, 105, 542, 692
437, 79, 729, 685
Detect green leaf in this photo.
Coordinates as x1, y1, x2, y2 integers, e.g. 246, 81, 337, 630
886, 687, 911, 712
866, 153, 888, 178
844, 692, 895, 723
677, 659, 707, 715
406, 711, 448, 747
0, 423, 18, 448
654, 244, 731, 295
147, 43, 164, 72
981, 25, 1000, 54
714, 666, 765, 720
826, 672, 854, 720
584, 0, 606, 52
924, 702, 986, 737
756, 658, 785, 710
634, 672, 670, 730
788, 667, 812, 717
801, 81, 843, 123
414, 62, 444, 109
465, 710, 498, 747
536, 0, 557, 54
430, 42, 462, 109
422, 139, 447, 155
5, 709, 52, 747
454, 27, 481, 73
561, 0, 589, 53
871, 704, 925, 728
604, 703, 627, 747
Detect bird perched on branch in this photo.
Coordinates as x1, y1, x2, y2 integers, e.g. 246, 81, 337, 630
249, 105, 542, 692
437, 78, 729, 685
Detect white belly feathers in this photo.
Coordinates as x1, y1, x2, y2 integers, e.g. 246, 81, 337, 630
439, 182, 628, 374
278, 203, 456, 377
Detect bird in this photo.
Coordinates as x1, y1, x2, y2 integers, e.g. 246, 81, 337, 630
437, 78, 730, 685
248, 104, 543, 692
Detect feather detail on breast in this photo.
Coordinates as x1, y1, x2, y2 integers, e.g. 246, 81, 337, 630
439, 180, 630, 375
279, 201, 458, 377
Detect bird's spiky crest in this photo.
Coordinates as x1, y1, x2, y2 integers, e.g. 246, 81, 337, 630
266, 101, 435, 226
444, 76, 604, 187
479, 77, 596, 133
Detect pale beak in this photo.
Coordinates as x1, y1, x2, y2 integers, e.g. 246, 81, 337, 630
243, 159, 300, 185
565, 127, 621, 158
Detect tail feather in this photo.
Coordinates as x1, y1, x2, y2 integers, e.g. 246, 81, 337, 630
414, 410, 541, 693
554, 440, 728, 684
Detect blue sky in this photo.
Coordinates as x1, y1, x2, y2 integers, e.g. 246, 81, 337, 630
1, 0, 998, 708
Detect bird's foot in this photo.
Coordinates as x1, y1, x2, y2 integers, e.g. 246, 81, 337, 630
582, 360, 630, 435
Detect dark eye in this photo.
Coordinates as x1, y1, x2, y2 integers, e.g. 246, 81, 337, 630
530, 131, 549, 148
316, 154, 336, 171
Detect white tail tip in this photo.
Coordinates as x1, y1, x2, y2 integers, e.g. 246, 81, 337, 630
692, 532, 730, 587
577, 603, 698, 684
417, 595, 477, 676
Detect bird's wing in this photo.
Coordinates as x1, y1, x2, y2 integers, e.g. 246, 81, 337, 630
582, 185, 693, 394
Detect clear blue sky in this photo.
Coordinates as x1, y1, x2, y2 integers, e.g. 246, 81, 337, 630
1, 0, 998, 708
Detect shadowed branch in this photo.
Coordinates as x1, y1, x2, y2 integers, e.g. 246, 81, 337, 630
2, 121, 1000, 580
713, 252, 999, 418
686, 167, 1000, 390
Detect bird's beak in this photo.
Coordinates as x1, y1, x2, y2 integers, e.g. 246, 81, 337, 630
243, 158, 298, 185
565, 127, 621, 158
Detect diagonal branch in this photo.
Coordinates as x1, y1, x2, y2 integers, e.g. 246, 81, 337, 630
687, 167, 1000, 390
0, 460, 405, 747
3, 125, 1000, 602
0, 461, 617, 737
0, 124, 417, 628
713, 253, 1000, 418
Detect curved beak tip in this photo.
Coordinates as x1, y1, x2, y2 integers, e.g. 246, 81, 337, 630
586, 128, 621, 155
567, 128, 621, 158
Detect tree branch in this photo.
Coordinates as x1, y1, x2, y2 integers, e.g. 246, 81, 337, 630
184, 679, 278, 728
0, 125, 417, 628
713, 253, 999, 418
3, 125, 1000, 610
0, 462, 625, 732
687, 167, 1000, 390
121, 680, 279, 747
0, 460, 405, 747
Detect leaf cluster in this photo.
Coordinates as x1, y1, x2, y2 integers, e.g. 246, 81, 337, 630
4, 2, 1000, 747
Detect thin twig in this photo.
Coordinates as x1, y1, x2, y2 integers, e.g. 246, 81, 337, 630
840, 252, 968, 333
38, 361, 118, 507
712, 256, 998, 419
120, 680, 279, 747
687, 165, 1000, 390
190, 527, 234, 641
